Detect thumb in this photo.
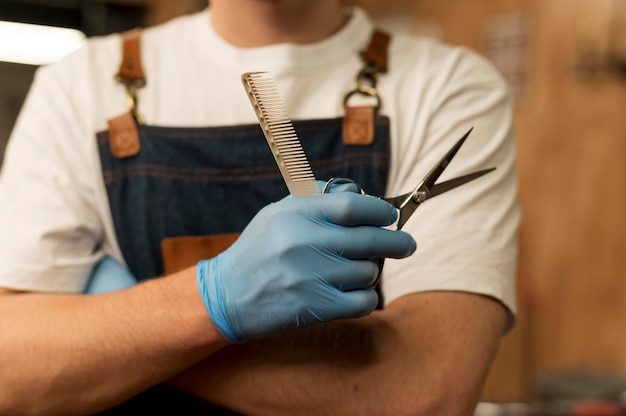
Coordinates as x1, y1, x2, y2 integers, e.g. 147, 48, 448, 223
317, 178, 363, 194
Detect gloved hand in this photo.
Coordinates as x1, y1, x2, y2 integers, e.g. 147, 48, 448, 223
85, 256, 137, 294
197, 191, 416, 343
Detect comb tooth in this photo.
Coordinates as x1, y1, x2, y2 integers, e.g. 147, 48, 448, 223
275, 141, 299, 147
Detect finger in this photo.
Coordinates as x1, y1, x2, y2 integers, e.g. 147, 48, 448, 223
312, 287, 378, 321
315, 179, 361, 194
320, 259, 380, 290
307, 192, 398, 227
324, 180, 362, 194
330, 227, 417, 259
85, 257, 136, 294
330, 289, 379, 319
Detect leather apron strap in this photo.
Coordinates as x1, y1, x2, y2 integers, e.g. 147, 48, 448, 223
116, 30, 146, 85
108, 30, 146, 159
343, 29, 390, 146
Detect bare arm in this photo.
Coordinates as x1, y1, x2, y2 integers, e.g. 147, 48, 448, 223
170, 291, 508, 415
0, 268, 228, 416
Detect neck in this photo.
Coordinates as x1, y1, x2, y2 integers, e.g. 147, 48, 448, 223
209, 0, 349, 47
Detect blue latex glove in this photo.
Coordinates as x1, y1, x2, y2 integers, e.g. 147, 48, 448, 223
197, 192, 416, 343
85, 256, 137, 294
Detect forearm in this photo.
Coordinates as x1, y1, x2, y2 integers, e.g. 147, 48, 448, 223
174, 314, 401, 415
0, 268, 228, 415
171, 291, 508, 415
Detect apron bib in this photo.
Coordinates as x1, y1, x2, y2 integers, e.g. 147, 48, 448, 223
96, 117, 391, 280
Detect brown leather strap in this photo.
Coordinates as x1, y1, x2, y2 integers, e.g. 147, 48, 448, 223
362, 29, 390, 73
113, 30, 146, 125
116, 30, 146, 87
343, 29, 390, 146
107, 31, 144, 158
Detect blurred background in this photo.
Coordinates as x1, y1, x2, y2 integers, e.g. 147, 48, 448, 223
1, 0, 626, 413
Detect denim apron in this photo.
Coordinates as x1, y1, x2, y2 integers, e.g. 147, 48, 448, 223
93, 30, 391, 414
97, 118, 390, 281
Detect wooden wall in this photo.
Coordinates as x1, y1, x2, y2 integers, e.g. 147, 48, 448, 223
142, 0, 206, 26
112, 0, 207, 26
348, 0, 626, 402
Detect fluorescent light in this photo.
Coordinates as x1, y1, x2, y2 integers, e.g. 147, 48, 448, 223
0, 21, 87, 66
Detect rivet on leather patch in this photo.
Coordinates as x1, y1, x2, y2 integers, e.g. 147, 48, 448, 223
343, 106, 375, 146
108, 112, 141, 159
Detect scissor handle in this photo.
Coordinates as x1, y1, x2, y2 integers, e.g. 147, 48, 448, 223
322, 177, 367, 195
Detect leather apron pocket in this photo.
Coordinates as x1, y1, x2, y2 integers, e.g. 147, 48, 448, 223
161, 234, 240, 275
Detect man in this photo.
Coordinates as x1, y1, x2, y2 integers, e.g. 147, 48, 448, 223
0, 0, 519, 414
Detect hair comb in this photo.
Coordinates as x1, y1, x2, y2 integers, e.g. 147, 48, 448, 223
241, 71, 320, 197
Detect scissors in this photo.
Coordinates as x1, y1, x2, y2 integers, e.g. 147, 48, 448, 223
322, 127, 496, 230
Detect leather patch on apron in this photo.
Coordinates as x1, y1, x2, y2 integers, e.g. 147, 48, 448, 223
343, 106, 375, 145
161, 234, 240, 275
108, 112, 141, 158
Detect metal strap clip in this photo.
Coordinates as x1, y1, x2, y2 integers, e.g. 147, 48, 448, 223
115, 30, 146, 124
343, 30, 389, 112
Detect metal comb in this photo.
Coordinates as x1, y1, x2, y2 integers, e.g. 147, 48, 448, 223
241, 71, 320, 197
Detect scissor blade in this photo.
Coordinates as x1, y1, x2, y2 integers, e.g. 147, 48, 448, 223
421, 127, 474, 191
396, 201, 419, 230
393, 167, 495, 229
426, 168, 496, 200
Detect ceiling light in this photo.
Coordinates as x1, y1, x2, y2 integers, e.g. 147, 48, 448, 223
0, 20, 87, 66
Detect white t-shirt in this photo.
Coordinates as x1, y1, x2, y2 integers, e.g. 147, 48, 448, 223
0, 7, 520, 315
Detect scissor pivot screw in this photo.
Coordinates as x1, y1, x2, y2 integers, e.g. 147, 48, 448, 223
413, 191, 428, 204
